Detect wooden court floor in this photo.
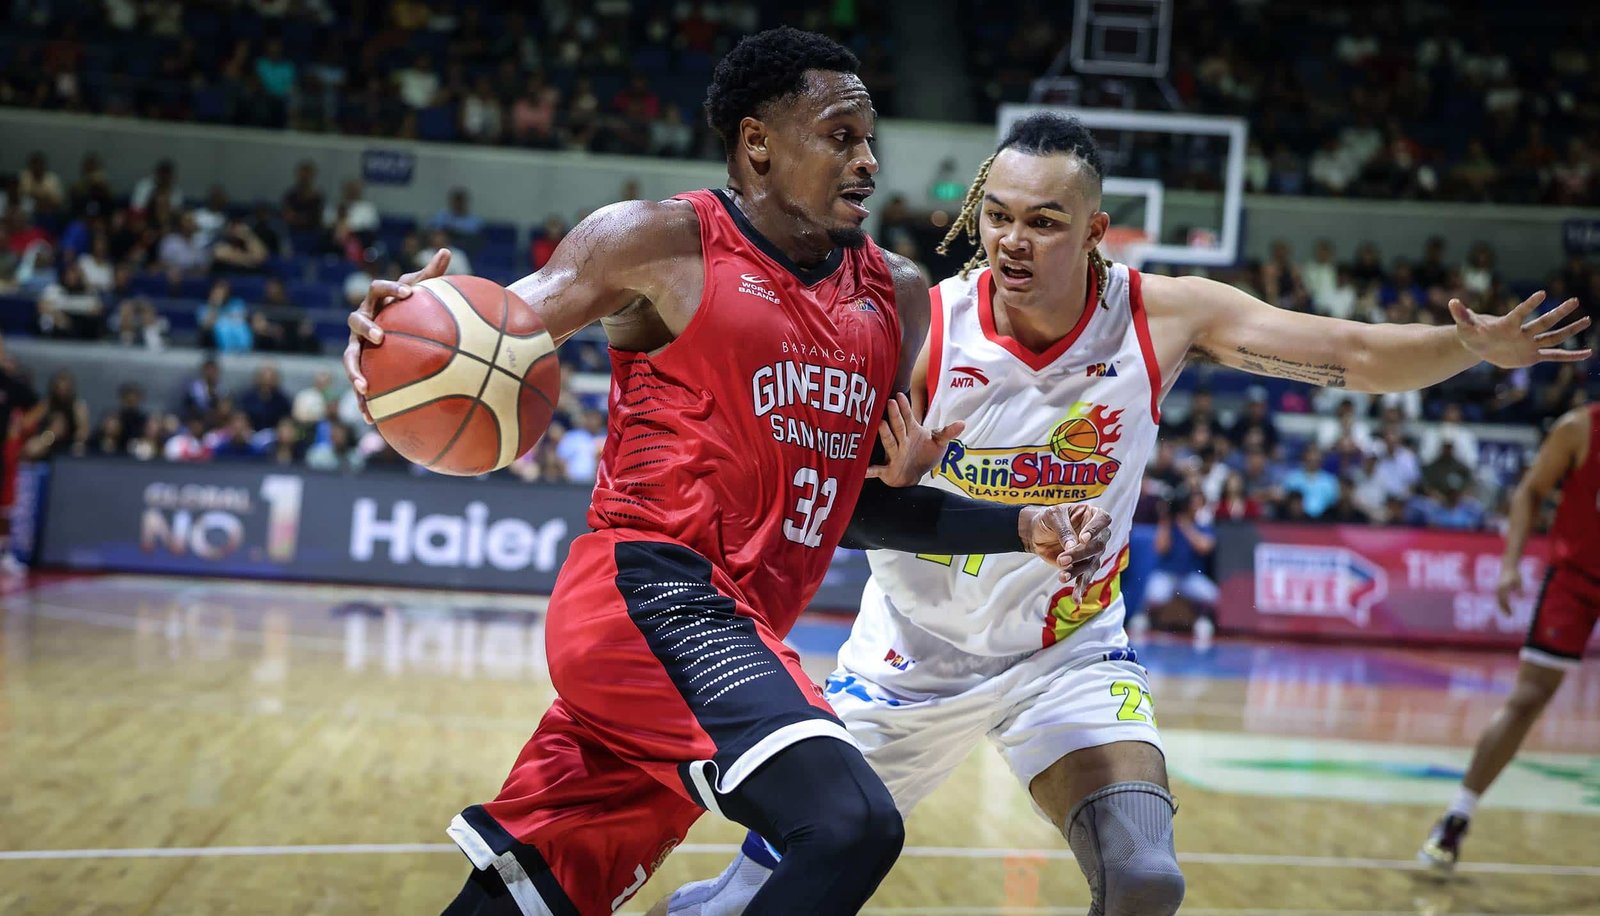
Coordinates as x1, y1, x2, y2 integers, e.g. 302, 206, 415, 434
2, 575, 1597, 915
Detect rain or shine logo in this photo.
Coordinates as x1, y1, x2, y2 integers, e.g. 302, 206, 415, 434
935, 403, 1125, 504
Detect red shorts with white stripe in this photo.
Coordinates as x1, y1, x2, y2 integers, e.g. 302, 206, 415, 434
1521, 564, 1600, 670
447, 530, 848, 915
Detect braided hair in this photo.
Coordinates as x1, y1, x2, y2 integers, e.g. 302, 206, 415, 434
936, 113, 1112, 294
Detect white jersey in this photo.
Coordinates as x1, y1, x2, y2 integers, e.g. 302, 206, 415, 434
854, 263, 1162, 659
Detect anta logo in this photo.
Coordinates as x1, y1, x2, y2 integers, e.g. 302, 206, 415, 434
936, 402, 1126, 505
739, 272, 780, 304
882, 648, 914, 671
950, 366, 990, 388
1084, 362, 1119, 377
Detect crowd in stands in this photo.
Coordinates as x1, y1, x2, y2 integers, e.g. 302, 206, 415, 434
0, 348, 610, 485
3, 1, 1596, 206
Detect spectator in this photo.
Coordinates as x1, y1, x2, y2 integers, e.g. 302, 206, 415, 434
111, 382, 148, 453
1282, 445, 1339, 519
158, 212, 210, 278
325, 179, 379, 239
18, 152, 65, 216
395, 53, 440, 109
238, 365, 292, 432
1225, 389, 1279, 451
306, 421, 364, 472
33, 369, 90, 458
210, 412, 260, 460
77, 233, 114, 292
509, 74, 561, 148
461, 76, 504, 143
1460, 242, 1495, 297
163, 416, 212, 462
1415, 236, 1450, 290
555, 408, 605, 481
292, 370, 338, 425
1418, 402, 1480, 466
263, 416, 303, 465
191, 186, 231, 248
1421, 439, 1475, 500
1168, 388, 1223, 441
37, 261, 104, 339
255, 38, 296, 99
68, 153, 114, 218
198, 280, 253, 352
428, 230, 474, 275
254, 277, 318, 354
1315, 399, 1374, 454
1372, 429, 1422, 503
130, 160, 183, 214
282, 160, 325, 232
211, 219, 270, 273
1132, 487, 1219, 646
529, 215, 566, 269
431, 187, 484, 244
1212, 471, 1264, 521
112, 298, 169, 350
649, 103, 694, 158
1301, 239, 1338, 305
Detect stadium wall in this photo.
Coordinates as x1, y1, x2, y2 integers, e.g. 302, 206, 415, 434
2, 110, 1585, 280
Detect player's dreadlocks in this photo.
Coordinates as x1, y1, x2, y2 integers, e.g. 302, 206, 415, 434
704, 27, 860, 158
937, 112, 1112, 297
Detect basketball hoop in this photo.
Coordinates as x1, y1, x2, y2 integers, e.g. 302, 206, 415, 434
1099, 227, 1151, 270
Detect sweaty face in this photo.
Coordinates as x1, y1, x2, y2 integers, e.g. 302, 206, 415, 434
756, 70, 879, 248
978, 148, 1106, 304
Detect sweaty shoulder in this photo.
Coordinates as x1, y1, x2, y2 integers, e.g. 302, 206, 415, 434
882, 250, 930, 306
583, 198, 702, 265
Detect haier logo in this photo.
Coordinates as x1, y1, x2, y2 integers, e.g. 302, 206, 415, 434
350, 500, 568, 571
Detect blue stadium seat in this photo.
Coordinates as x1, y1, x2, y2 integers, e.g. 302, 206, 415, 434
416, 104, 460, 143
288, 281, 337, 310
482, 222, 518, 247
192, 86, 229, 123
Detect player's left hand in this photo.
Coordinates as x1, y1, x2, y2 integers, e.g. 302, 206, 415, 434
1450, 292, 1592, 368
866, 393, 964, 487
1021, 504, 1114, 599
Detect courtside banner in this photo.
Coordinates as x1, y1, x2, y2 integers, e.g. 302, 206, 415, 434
39, 458, 589, 592
1212, 522, 1596, 649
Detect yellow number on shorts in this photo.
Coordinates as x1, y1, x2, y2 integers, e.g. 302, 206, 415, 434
1111, 681, 1156, 725
916, 553, 985, 576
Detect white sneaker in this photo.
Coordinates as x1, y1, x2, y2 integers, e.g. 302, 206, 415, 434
1193, 616, 1214, 649
0, 553, 28, 578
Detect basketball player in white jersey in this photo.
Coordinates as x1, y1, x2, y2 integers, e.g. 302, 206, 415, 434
655, 113, 1591, 916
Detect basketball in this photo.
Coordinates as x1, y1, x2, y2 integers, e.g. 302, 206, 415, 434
1048, 417, 1099, 462
360, 276, 560, 476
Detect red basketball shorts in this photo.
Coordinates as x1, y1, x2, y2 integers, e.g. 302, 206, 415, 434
446, 530, 849, 915
1521, 564, 1600, 670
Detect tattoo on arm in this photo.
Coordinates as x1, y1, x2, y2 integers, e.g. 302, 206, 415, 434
1231, 345, 1348, 388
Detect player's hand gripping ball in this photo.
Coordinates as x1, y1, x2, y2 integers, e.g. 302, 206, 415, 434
359, 276, 560, 475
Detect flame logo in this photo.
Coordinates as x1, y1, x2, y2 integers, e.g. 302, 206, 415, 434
1085, 404, 1125, 455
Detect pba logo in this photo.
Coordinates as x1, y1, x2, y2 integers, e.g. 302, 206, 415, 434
140, 476, 304, 562
935, 403, 1125, 504
882, 647, 914, 671
1253, 544, 1388, 626
1084, 362, 1119, 378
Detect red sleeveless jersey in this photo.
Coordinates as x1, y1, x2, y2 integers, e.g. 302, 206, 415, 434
588, 189, 902, 635
1549, 404, 1600, 573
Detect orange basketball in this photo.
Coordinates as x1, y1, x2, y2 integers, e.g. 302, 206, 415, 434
1048, 417, 1100, 462
360, 276, 560, 476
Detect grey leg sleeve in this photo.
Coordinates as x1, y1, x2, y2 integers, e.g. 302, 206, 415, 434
1064, 781, 1185, 916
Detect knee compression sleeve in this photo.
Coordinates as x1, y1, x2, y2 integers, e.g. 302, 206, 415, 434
1065, 781, 1184, 916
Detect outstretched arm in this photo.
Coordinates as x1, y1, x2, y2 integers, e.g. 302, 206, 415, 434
1142, 274, 1591, 394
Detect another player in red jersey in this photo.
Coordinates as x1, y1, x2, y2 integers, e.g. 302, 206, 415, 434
1421, 402, 1600, 872
343, 29, 1112, 916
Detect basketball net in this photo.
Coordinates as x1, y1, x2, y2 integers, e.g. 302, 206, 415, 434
1099, 226, 1151, 271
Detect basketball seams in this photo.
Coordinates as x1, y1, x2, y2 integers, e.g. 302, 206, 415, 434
422, 278, 507, 471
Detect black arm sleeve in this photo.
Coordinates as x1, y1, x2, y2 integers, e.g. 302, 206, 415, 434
841, 478, 1027, 554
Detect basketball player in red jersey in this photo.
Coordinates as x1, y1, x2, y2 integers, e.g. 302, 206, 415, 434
1420, 402, 1600, 871
343, 29, 1111, 916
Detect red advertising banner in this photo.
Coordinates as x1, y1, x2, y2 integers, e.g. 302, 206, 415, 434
1214, 523, 1599, 650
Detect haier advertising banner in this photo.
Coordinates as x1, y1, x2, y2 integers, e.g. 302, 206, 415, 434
40, 459, 585, 592
37, 458, 877, 608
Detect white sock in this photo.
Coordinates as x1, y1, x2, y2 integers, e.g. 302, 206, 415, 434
1446, 786, 1479, 820
666, 849, 773, 916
